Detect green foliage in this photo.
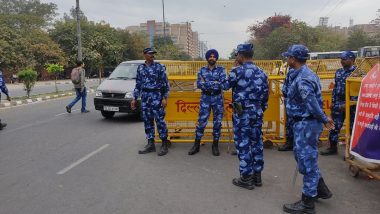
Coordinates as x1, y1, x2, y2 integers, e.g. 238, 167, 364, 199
153, 36, 191, 60
17, 69, 37, 97
45, 63, 64, 93
346, 28, 374, 50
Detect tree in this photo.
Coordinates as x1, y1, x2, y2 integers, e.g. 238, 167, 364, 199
346, 27, 374, 50
248, 14, 291, 40
17, 69, 37, 97
153, 36, 191, 60
45, 63, 64, 93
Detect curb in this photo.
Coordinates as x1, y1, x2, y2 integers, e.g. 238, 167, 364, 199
0, 89, 95, 108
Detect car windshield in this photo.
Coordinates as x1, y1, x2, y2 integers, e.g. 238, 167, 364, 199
108, 63, 139, 79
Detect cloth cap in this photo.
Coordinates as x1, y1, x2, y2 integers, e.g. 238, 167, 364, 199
236, 43, 254, 53
143, 47, 157, 54
282, 44, 310, 61
340, 51, 356, 60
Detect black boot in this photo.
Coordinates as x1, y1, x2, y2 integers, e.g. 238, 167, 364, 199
232, 175, 255, 190
157, 139, 169, 156
283, 193, 315, 214
188, 139, 201, 155
138, 139, 156, 154
0, 122, 7, 130
320, 143, 338, 156
317, 177, 332, 199
278, 140, 293, 151
212, 140, 220, 156
253, 172, 262, 187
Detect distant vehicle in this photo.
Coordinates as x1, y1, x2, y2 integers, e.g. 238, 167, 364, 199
308, 51, 358, 60
358, 46, 380, 58
94, 60, 143, 119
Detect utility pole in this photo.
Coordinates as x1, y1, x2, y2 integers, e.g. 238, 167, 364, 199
76, 0, 83, 61
162, 0, 166, 38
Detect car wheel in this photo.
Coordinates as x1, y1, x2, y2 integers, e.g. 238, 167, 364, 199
101, 111, 115, 119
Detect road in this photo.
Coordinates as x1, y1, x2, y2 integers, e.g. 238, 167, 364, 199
2, 79, 100, 99
0, 95, 379, 214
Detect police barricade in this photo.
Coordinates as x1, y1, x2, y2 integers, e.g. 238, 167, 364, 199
344, 57, 380, 179
157, 60, 286, 146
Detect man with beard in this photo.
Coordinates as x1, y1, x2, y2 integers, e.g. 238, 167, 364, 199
222, 44, 269, 189
320, 51, 357, 156
131, 47, 171, 156
282, 44, 334, 214
188, 49, 226, 156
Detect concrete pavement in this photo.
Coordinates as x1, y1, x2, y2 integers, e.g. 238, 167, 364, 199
0, 96, 379, 214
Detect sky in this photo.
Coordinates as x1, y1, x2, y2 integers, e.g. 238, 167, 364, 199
41, 0, 379, 58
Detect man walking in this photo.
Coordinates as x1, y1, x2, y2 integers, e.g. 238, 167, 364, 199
0, 69, 11, 130
222, 44, 269, 190
281, 44, 334, 214
320, 51, 357, 156
188, 49, 226, 156
66, 61, 90, 113
131, 48, 171, 156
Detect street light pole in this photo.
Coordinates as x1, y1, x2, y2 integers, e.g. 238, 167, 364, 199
162, 0, 166, 38
76, 0, 83, 61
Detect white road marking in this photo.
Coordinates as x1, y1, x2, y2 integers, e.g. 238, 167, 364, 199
57, 144, 110, 175
55, 109, 80, 116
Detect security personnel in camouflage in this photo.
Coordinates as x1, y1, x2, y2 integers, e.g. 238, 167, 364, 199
188, 49, 226, 156
278, 68, 295, 151
0, 69, 11, 130
131, 48, 171, 156
222, 44, 269, 190
282, 45, 334, 214
320, 51, 357, 156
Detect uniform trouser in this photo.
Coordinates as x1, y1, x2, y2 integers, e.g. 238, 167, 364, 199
195, 94, 224, 141
329, 105, 356, 146
141, 91, 168, 141
285, 116, 294, 143
233, 107, 264, 176
293, 119, 323, 197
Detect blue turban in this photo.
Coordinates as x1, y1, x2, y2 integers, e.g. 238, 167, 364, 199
205, 49, 219, 60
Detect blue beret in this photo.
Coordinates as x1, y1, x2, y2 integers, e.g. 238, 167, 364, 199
282, 44, 310, 61
143, 47, 157, 54
205, 49, 219, 60
236, 43, 254, 53
340, 51, 356, 60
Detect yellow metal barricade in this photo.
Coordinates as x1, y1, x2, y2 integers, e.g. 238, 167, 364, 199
157, 60, 286, 145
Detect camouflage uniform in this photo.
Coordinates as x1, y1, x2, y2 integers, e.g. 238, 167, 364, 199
195, 65, 226, 141
223, 61, 269, 176
0, 70, 9, 128
133, 62, 170, 141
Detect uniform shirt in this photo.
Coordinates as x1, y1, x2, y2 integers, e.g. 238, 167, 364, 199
222, 61, 269, 110
0, 70, 9, 96
331, 65, 355, 110
133, 61, 170, 99
286, 64, 328, 123
197, 65, 226, 93
282, 68, 296, 99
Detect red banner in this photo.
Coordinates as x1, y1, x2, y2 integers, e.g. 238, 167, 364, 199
350, 63, 380, 163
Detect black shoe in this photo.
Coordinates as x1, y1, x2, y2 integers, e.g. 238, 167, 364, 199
230, 150, 238, 156
232, 175, 254, 190
278, 142, 293, 151
65, 106, 71, 113
157, 139, 169, 156
81, 109, 90, 113
283, 194, 315, 214
0, 123, 7, 130
253, 172, 262, 187
188, 139, 201, 155
212, 140, 220, 156
317, 177, 332, 199
320, 146, 338, 156
138, 139, 156, 154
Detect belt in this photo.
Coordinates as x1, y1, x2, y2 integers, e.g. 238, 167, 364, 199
202, 90, 222, 96
292, 115, 316, 122
142, 88, 161, 92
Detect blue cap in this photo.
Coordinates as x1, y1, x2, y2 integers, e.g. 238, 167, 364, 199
143, 47, 157, 54
236, 43, 254, 53
282, 44, 309, 61
205, 49, 219, 60
340, 51, 356, 60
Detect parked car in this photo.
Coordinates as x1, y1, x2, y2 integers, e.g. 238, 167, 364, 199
94, 60, 144, 119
